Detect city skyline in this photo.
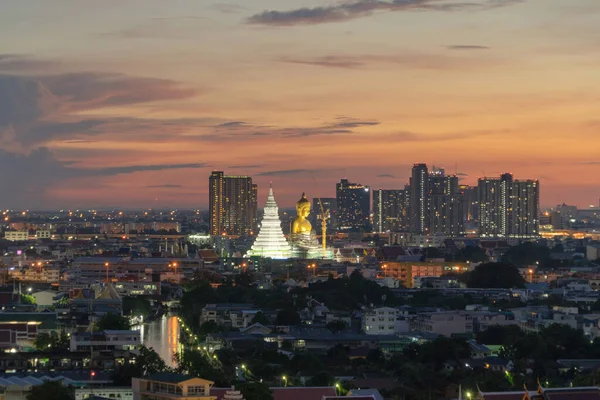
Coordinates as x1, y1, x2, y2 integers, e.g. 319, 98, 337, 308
1, 0, 599, 209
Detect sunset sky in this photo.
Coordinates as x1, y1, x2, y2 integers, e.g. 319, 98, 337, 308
1, 0, 599, 210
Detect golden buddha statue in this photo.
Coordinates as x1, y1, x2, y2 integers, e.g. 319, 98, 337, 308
291, 192, 312, 235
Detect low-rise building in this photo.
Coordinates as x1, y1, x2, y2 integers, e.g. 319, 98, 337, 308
132, 373, 216, 400
3, 231, 29, 241
362, 307, 408, 335
69, 330, 141, 352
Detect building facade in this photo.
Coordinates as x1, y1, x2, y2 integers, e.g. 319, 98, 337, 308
209, 171, 257, 236
478, 173, 539, 238
336, 179, 370, 231
373, 189, 408, 232
409, 164, 429, 234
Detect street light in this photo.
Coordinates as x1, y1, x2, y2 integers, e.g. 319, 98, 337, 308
282, 376, 287, 387
104, 262, 110, 283
382, 264, 388, 278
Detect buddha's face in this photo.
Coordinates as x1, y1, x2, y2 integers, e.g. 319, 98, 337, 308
298, 203, 310, 218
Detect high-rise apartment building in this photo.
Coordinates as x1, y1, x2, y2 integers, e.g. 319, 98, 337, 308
209, 171, 257, 236
427, 169, 464, 236
409, 164, 429, 234
373, 189, 408, 232
336, 179, 370, 231
478, 173, 539, 238
312, 197, 337, 232
459, 185, 479, 227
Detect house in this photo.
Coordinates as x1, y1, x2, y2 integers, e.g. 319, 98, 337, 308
132, 373, 217, 400
69, 330, 140, 352
361, 307, 408, 335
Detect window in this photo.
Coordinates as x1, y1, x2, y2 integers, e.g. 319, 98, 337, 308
188, 386, 206, 395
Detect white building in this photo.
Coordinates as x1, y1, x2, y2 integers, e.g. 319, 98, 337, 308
246, 185, 291, 259
35, 230, 52, 239
70, 330, 140, 352
362, 307, 408, 335
76, 386, 133, 400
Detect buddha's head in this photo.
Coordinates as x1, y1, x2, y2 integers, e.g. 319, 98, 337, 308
296, 192, 311, 218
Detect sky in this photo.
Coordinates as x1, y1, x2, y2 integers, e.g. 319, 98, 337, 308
0, 0, 599, 210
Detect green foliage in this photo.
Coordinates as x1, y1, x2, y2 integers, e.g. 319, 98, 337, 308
250, 311, 270, 325
21, 293, 36, 305
174, 348, 229, 385
276, 308, 301, 325
238, 382, 273, 400
502, 242, 550, 268
464, 262, 525, 288
123, 296, 153, 318
33, 331, 70, 351
307, 372, 334, 386
452, 246, 489, 263
27, 381, 73, 400
113, 345, 172, 385
95, 313, 130, 331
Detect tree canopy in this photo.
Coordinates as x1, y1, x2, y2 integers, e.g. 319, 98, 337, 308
95, 313, 130, 331
463, 262, 526, 288
27, 381, 73, 400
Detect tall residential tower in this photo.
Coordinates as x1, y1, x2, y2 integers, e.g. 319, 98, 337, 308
209, 171, 257, 236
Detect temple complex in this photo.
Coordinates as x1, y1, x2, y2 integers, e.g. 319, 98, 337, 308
246, 185, 291, 259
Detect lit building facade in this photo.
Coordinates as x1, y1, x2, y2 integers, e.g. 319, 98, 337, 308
427, 169, 464, 236
246, 186, 291, 259
478, 173, 539, 238
373, 189, 408, 232
312, 197, 337, 232
409, 164, 429, 234
336, 179, 370, 231
209, 171, 257, 236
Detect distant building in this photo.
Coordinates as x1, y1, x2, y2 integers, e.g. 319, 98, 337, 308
478, 173, 539, 238
3, 231, 28, 241
132, 373, 217, 400
361, 307, 408, 335
336, 179, 370, 231
373, 189, 408, 232
209, 171, 257, 236
313, 197, 337, 231
427, 169, 464, 236
69, 330, 140, 352
409, 164, 429, 234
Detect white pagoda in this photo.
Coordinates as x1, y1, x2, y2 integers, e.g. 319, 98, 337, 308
246, 185, 291, 259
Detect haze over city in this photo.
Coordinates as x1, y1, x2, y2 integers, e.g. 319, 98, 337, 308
1, 0, 599, 209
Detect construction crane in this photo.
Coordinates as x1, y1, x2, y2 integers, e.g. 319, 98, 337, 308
311, 174, 329, 259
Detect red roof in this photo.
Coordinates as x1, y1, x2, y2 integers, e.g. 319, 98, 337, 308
272, 387, 337, 400
211, 386, 337, 400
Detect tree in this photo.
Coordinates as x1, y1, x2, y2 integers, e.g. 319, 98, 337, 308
238, 382, 274, 400
308, 372, 334, 386
95, 313, 130, 331
123, 296, 153, 319
276, 308, 301, 325
113, 345, 171, 385
251, 311, 270, 325
34, 331, 70, 351
21, 293, 36, 305
502, 242, 550, 268
27, 381, 73, 400
464, 262, 525, 288
453, 246, 489, 263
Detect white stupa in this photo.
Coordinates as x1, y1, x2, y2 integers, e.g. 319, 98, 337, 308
246, 184, 291, 259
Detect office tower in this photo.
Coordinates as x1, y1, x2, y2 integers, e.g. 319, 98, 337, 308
427, 169, 464, 236
208, 171, 257, 236
312, 197, 337, 232
409, 164, 429, 234
336, 179, 370, 231
373, 189, 408, 232
478, 173, 539, 238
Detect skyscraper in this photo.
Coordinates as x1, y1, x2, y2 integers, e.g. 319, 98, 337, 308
409, 164, 429, 234
373, 189, 408, 232
336, 179, 370, 231
478, 173, 539, 238
209, 171, 257, 236
427, 169, 464, 236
